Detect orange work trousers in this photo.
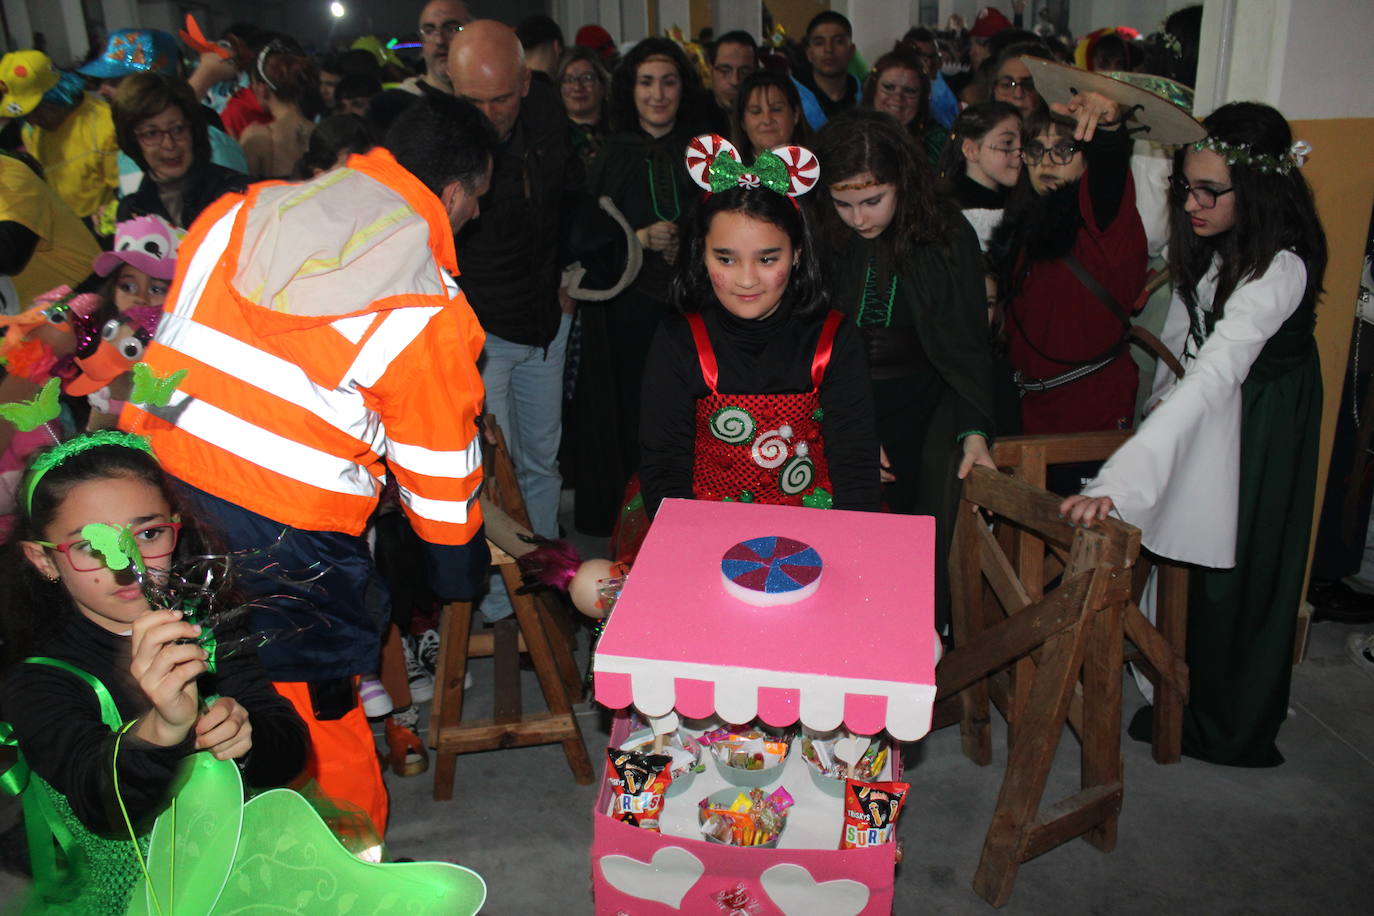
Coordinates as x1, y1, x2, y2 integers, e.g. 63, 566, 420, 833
273, 680, 389, 838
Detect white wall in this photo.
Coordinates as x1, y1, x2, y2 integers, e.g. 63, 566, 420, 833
1194, 0, 1374, 120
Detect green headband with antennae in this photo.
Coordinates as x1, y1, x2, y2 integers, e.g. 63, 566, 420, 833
23, 430, 154, 517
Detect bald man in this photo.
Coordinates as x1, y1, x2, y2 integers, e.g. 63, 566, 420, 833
401, 0, 473, 96
445, 20, 580, 558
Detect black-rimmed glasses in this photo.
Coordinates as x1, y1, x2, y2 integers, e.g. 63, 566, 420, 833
994, 75, 1036, 94
1020, 141, 1082, 165
1169, 176, 1235, 209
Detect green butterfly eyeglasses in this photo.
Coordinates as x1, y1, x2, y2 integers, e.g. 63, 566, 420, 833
36, 518, 181, 572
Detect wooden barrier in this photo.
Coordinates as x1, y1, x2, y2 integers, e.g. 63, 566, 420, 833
937, 467, 1140, 906
990, 432, 1190, 764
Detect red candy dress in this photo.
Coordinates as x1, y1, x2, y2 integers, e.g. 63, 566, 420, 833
688, 310, 840, 505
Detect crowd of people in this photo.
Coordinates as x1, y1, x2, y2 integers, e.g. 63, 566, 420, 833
0, 2, 1343, 909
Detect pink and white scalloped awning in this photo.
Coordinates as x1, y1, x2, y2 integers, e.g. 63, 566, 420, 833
592, 499, 937, 741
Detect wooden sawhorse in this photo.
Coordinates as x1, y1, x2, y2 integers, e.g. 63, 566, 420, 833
991, 432, 1190, 764
935, 467, 1138, 906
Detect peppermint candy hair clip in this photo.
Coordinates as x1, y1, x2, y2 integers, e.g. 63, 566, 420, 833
685, 133, 820, 198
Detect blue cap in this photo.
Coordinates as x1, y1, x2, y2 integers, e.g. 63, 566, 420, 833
79, 29, 179, 78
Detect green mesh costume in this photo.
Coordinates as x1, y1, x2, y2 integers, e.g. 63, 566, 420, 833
3, 660, 488, 915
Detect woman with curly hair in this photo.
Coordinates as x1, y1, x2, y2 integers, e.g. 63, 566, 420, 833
571, 38, 710, 535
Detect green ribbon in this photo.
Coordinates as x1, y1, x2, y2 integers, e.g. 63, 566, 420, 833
0, 721, 30, 795
708, 149, 791, 195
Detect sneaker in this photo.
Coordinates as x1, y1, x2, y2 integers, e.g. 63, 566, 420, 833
385, 706, 428, 777
359, 675, 393, 719
1346, 633, 1374, 681
403, 635, 434, 704
414, 628, 440, 678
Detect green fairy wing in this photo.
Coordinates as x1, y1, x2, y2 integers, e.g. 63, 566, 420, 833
126, 753, 487, 916
127, 753, 245, 916
214, 788, 488, 915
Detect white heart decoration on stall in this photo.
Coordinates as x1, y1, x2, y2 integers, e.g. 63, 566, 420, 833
598, 846, 705, 909
831, 733, 867, 778
760, 863, 871, 916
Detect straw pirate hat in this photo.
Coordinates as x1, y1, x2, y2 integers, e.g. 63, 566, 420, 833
1020, 56, 1205, 145
0, 50, 60, 117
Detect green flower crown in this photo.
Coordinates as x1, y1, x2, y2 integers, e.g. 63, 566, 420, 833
24, 430, 153, 515
1192, 137, 1311, 175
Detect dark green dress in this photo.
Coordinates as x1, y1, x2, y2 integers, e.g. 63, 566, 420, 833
1118, 253, 1322, 767
573, 127, 700, 535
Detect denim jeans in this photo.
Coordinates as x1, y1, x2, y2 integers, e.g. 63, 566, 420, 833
478, 313, 571, 537
477, 314, 571, 621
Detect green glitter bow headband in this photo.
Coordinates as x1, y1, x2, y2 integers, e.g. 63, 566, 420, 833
685, 133, 820, 198
1192, 136, 1312, 175
23, 430, 154, 516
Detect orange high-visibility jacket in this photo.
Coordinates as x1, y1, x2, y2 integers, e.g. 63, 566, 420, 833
121, 147, 485, 546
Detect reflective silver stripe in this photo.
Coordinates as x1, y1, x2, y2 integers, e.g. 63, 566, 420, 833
397, 482, 479, 525
157, 391, 378, 497
387, 436, 482, 479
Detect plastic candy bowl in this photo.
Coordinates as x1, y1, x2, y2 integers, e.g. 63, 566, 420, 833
706, 732, 790, 788
620, 729, 703, 798
698, 788, 787, 848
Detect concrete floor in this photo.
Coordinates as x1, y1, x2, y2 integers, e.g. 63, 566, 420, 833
3, 501, 1372, 913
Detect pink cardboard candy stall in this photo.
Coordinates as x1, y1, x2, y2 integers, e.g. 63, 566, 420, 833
591, 499, 936, 915
593, 715, 902, 915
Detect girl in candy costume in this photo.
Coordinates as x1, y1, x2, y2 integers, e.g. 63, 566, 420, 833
637, 134, 880, 524
1062, 102, 1327, 767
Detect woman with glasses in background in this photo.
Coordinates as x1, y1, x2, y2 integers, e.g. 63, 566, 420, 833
555, 46, 611, 167
991, 42, 1054, 115
862, 45, 945, 165
989, 89, 1146, 464
112, 73, 247, 228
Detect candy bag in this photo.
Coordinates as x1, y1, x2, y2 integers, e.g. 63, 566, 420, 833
840, 780, 909, 849
607, 748, 673, 831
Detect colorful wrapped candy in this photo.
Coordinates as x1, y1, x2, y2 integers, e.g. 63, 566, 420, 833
698, 786, 794, 846
698, 726, 790, 771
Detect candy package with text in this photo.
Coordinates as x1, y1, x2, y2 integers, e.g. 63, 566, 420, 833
606, 748, 673, 831
840, 780, 909, 849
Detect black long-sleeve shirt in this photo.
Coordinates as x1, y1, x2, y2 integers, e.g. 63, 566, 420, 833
0, 608, 307, 836
639, 301, 880, 517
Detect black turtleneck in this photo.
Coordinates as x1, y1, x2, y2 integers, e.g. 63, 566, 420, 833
0, 605, 307, 835
638, 300, 880, 517
954, 172, 1010, 210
